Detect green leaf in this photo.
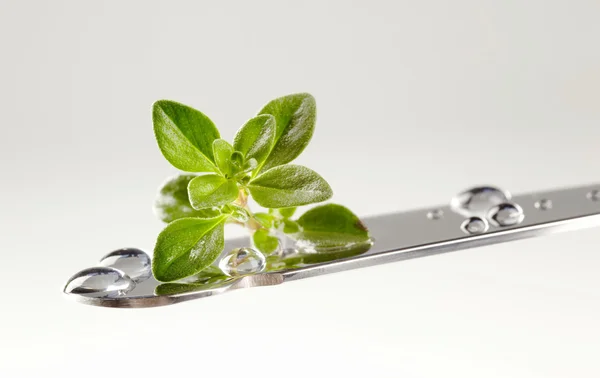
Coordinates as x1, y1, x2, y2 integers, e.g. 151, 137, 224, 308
294, 204, 372, 264
258, 93, 316, 172
155, 278, 230, 296
253, 212, 275, 228
301, 242, 372, 264
252, 229, 280, 254
152, 216, 227, 282
232, 157, 258, 179
248, 165, 332, 208
231, 151, 244, 166
153, 100, 220, 172
269, 207, 297, 219
230, 151, 245, 174
188, 174, 239, 210
154, 174, 220, 223
213, 139, 234, 177
243, 158, 258, 173
233, 114, 276, 167
295, 204, 369, 248
282, 219, 300, 234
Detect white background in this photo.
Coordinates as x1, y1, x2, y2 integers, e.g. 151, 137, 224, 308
1, 1, 600, 377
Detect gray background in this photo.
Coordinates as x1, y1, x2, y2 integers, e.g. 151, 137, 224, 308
1, 0, 600, 377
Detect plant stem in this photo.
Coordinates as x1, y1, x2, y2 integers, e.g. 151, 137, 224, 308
233, 187, 262, 232
235, 188, 248, 208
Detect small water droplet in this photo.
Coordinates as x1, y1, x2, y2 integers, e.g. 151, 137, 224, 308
487, 202, 525, 226
99, 248, 151, 282
260, 232, 301, 269
267, 247, 303, 270
451, 186, 511, 217
587, 190, 600, 202
280, 248, 300, 260
230, 207, 250, 222
534, 199, 552, 210
461, 217, 489, 234
427, 209, 443, 220
219, 247, 266, 277
64, 267, 135, 298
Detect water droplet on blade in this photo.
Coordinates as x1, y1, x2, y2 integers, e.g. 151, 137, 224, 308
487, 202, 525, 227
99, 248, 151, 282
267, 247, 303, 270
534, 199, 552, 210
427, 209, 443, 220
219, 247, 266, 277
280, 248, 300, 260
451, 186, 511, 217
587, 190, 600, 202
461, 217, 489, 234
64, 267, 135, 298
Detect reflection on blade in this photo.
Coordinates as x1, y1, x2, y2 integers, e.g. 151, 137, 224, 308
63, 183, 600, 308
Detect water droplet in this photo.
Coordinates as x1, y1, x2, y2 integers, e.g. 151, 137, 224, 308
281, 248, 300, 260
267, 247, 303, 270
534, 199, 552, 210
427, 209, 443, 220
219, 247, 266, 277
99, 248, 151, 282
461, 217, 489, 234
487, 202, 525, 227
64, 267, 135, 298
451, 186, 511, 217
587, 190, 600, 202
230, 207, 250, 222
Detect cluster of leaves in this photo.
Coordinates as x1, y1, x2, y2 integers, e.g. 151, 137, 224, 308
151, 93, 370, 282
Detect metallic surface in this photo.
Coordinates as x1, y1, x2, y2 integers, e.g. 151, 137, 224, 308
64, 183, 600, 308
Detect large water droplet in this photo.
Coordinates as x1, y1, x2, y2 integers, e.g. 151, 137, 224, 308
451, 186, 511, 217
99, 248, 151, 282
461, 217, 489, 234
64, 267, 135, 298
219, 247, 266, 277
487, 202, 525, 227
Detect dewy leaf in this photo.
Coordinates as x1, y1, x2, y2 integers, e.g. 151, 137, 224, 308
188, 174, 239, 210
248, 165, 332, 208
153, 100, 220, 172
152, 216, 227, 282
252, 229, 280, 254
213, 139, 234, 177
258, 93, 316, 172
295, 204, 370, 248
233, 114, 276, 167
154, 174, 220, 223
